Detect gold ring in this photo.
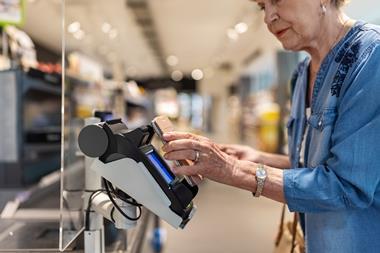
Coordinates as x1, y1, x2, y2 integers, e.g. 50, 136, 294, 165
194, 150, 200, 163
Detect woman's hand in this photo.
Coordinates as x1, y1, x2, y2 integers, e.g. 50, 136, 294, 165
162, 132, 238, 186
218, 144, 263, 163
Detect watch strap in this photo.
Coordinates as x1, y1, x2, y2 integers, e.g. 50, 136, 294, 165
253, 163, 266, 198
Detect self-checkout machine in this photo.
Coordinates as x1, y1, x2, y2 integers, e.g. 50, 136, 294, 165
75, 115, 199, 253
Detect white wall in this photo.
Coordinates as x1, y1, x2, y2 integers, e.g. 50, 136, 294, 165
344, 0, 380, 23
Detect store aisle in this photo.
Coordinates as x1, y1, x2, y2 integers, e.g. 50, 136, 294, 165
162, 180, 283, 253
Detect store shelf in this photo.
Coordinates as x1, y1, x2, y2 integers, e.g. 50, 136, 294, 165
126, 95, 151, 108
24, 143, 61, 153
65, 71, 94, 87
0, 69, 62, 187
23, 76, 61, 95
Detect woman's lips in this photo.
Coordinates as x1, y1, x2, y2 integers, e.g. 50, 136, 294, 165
275, 28, 289, 38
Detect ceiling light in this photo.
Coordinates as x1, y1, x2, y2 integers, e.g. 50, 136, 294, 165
73, 30, 85, 40
68, 21, 80, 34
171, 70, 183, 82
191, 69, 204, 81
166, 55, 178, 66
102, 22, 112, 33
109, 29, 118, 39
235, 22, 248, 34
227, 28, 239, 41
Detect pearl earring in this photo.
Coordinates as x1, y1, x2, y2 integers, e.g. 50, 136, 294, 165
321, 4, 327, 15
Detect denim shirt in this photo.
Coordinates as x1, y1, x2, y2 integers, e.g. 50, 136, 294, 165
284, 21, 380, 253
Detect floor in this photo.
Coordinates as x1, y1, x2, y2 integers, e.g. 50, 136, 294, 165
160, 180, 283, 253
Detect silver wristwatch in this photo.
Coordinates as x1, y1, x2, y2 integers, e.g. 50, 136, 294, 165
253, 163, 267, 198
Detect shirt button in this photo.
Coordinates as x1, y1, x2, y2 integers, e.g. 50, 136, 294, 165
318, 120, 322, 127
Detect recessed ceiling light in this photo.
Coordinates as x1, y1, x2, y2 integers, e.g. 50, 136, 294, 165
73, 30, 85, 40
191, 69, 204, 81
68, 21, 80, 34
166, 55, 179, 66
109, 29, 118, 39
227, 28, 239, 41
171, 70, 183, 82
102, 22, 112, 33
235, 22, 248, 34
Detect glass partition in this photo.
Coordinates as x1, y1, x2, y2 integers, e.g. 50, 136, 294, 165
60, 0, 141, 250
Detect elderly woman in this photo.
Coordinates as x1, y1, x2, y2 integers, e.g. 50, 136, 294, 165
162, 0, 380, 252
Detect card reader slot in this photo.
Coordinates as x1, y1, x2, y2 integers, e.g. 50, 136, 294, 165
171, 182, 195, 209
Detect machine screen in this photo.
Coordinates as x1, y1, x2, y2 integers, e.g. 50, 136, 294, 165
146, 149, 174, 184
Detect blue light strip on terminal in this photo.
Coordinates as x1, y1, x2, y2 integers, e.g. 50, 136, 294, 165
146, 150, 174, 184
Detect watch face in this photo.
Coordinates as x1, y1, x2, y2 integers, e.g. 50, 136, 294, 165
256, 168, 267, 179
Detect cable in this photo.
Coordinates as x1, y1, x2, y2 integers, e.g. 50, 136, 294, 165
111, 188, 143, 207
110, 206, 116, 223
85, 180, 143, 230
85, 189, 105, 230
104, 179, 142, 208
106, 182, 142, 207
103, 178, 142, 221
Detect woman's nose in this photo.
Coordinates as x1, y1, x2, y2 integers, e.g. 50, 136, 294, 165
264, 4, 279, 25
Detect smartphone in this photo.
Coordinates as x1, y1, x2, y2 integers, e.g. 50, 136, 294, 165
152, 116, 202, 186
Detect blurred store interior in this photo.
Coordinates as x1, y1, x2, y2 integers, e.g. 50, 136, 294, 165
0, 0, 379, 252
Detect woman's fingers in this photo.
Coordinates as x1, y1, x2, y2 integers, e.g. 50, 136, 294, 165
164, 149, 198, 161
163, 131, 198, 141
218, 145, 239, 157
171, 164, 201, 176
218, 144, 230, 150
219, 144, 237, 153
161, 131, 235, 183
190, 174, 203, 185
162, 139, 208, 153
163, 131, 210, 142
222, 147, 235, 154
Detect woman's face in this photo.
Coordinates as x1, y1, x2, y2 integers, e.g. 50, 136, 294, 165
254, 0, 323, 51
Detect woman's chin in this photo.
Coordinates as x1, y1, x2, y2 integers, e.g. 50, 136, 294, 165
280, 41, 300, 52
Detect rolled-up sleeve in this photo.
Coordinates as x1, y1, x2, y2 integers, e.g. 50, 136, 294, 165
284, 44, 380, 213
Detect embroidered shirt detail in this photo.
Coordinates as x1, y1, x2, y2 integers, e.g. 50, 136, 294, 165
331, 41, 361, 97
